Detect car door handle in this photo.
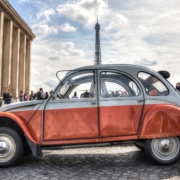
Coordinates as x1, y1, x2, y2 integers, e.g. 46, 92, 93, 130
138, 99, 144, 102
91, 101, 97, 104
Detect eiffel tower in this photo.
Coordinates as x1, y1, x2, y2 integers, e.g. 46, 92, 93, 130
91, 18, 107, 94
94, 18, 102, 65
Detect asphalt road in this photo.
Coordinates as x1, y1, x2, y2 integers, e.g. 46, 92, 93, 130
0, 144, 180, 180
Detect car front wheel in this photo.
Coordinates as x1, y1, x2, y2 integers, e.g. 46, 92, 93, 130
145, 137, 180, 165
0, 127, 24, 167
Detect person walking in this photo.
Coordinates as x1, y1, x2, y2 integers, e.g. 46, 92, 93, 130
24, 93, 28, 101
29, 91, 34, 101
176, 82, 180, 93
19, 91, 23, 102
37, 88, 44, 100
45, 92, 49, 99
72, 92, 78, 98
33, 93, 37, 100
0, 98, 2, 107
3, 92, 7, 104
6, 91, 12, 104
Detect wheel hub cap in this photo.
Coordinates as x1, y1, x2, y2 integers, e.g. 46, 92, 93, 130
0, 140, 10, 155
151, 137, 180, 161
158, 139, 173, 154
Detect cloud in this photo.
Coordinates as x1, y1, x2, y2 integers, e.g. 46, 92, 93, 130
135, 58, 158, 66
37, 8, 55, 21
56, 0, 108, 26
13, 0, 180, 92
48, 41, 85, 61
44, 78, 57, 88
31, 67, 40, 76
30, 36, 89, 90
39, 25, 58, 34
48, 41, 74, 49
105, 13, 128, 31
59, 23, 77, 32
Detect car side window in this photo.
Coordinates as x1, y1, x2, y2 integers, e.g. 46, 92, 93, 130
57, 71, 95, 99
100, 71, 140, 97
138, 72, 169, 96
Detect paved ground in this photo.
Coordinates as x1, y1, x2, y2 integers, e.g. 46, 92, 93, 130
0, 144, 180, 180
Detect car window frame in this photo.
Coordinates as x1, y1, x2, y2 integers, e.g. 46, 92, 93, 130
137, 71, 169, 96
98, 70, 142, 99
53, 69, 97, 101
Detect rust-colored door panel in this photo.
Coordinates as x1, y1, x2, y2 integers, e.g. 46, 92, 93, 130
44, 107, 99, 140
98, 70, 144, 138
43, 70, 99, 141
100, 105, 143, 137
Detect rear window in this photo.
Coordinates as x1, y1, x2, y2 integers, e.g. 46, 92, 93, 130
138, 72, 169, 96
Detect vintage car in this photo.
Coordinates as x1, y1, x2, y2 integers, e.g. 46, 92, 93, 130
1, 64, 180, 167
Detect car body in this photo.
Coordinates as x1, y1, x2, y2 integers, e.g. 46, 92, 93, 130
1, 64, 180, 167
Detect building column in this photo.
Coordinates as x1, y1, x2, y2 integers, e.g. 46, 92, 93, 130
0, 11, 4, 96
11, 28, 20, 99
2, 19, 13, 94
19, 33, 26, 93
25, 39, 31, 95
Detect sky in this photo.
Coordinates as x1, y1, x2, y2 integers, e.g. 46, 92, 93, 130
7, 0, 180, 91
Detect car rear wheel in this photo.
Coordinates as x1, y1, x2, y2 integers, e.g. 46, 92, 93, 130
0, 127, 24, 167
145, 137, 180, 165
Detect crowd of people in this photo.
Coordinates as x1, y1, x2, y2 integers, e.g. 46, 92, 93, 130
19, 88, 50, 102
71, 90, 95, 99
0, 88, 51, 106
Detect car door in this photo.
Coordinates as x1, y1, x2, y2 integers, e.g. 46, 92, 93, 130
98, 70, 144, 138
43, 70, 99, 141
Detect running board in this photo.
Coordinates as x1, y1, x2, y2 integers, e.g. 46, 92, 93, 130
41, 141, 135, 150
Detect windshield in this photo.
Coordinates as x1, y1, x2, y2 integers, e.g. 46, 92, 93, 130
56, 71, 95, 99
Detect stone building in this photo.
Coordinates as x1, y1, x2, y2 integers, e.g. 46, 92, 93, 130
0, 0, 35, 100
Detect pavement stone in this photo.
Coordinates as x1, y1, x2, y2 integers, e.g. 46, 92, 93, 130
0, 144, 180, 179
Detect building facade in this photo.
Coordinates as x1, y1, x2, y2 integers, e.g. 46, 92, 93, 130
0, 0, 35, 99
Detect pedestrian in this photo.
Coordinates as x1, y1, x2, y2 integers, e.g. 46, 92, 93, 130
0, 98, 2, 107
37, 88, 44, 100
83, 90, 89, 98
176, 82, 180, 93
71, 92, 78, 98
19, 91, 23, 102
6, 91, 12, 104
33, 93, 37, 100
45, 92, 49, 99
24, 93, 28, 101
114, 90, 120, 97
29, 91, 34, 101
49, 90, 53, 96
41, 90, 45, 98
3, 92, 7, 104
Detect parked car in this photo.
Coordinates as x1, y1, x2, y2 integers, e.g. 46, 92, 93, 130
1, 64, 180, 167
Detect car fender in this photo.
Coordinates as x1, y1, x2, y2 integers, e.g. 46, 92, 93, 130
139, 104, 180, 139
0, 112, 39, 144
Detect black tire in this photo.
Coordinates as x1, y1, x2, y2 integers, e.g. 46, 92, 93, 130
0, 127, 24, 167
145, 137, 180, 165
134, 142, 145, 151
23, 146, 32, 156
